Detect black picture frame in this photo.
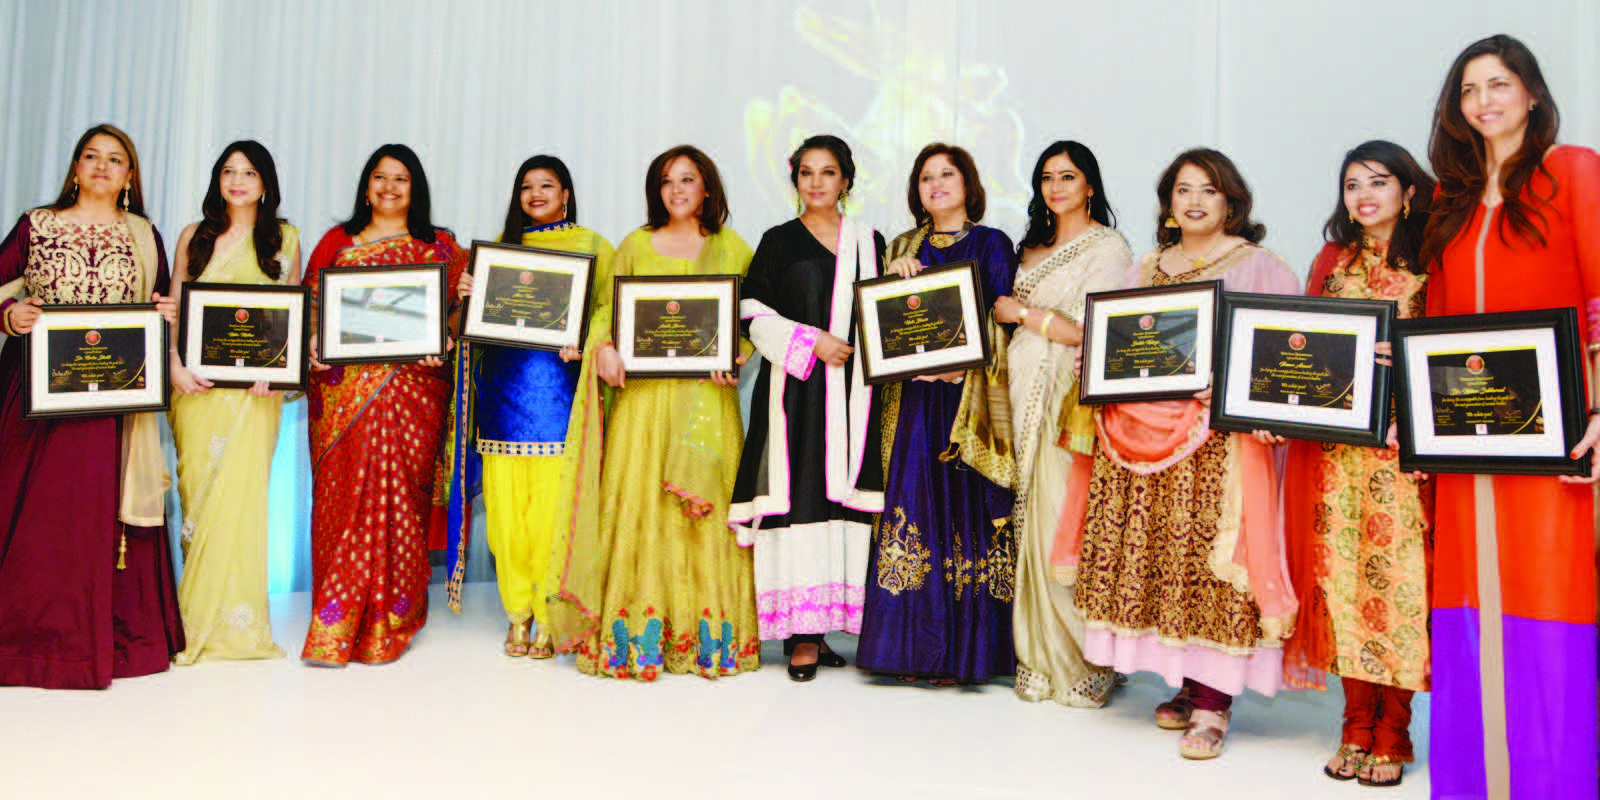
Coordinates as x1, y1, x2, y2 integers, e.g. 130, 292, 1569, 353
23, 303, 171, 419
316, 263, 448, 365
1209, 292, 1394, 447
611, 274, 741, 379
852, 260, 992, 385
178, 282, 311, 391
459, 240, 596, 352
1394, 307, 1589, 476
1078, 280, 1220, 404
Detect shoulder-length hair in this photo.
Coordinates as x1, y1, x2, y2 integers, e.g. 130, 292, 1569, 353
1323, 140, 1435, 276
1154, 148, 1266, 247
906, 143, 986, 226
340, 143, 438, 243
46, 123, 147, 217
186, 140, 286, 281
498, 155, 578, 244
644, 145, 728, 233
1017, 140, 1116, 253
1421, 34, 1559, 269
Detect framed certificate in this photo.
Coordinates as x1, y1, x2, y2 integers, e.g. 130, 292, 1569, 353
1394, 308, 1589, 476
459, 240, 595, 351
1078, 281, 1219, 404
23, 303, 170, 419
317, 263, 448, 365
611, 274, 740, 378
853, 260, 991, 385
1210, 292, 1393, 446
178, 282, 311, 390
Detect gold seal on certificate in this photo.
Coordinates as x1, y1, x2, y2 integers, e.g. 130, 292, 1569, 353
24, 303, 170, 419
1078, 281, 1218, 404
611, 274, 740, 378
1209, 292, 1393, 446
460, 240, 596, 351
1394, 308, 1587, 475
316, 263, 448, 365
853, 260, 990, 385
179, 282, 310, 390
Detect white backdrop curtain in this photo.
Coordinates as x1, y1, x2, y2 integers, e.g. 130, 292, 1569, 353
1, 0, 1595, 594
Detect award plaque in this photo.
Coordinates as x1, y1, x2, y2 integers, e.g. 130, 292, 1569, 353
611, 274, 740, 378
853, 260, 991, 385
1210, 292, 1393, 446
1394, 308, 1588, 475
23, 303, 170, 419
317, 264, 448, 365
459, 240, 595, 351
1078, 281, 1219, 404
178, 282, 311, 390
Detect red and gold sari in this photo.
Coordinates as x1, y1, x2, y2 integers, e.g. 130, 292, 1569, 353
300, 227, 466, 665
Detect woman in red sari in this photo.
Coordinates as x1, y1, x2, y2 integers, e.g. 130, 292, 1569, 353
1421, 35, 1599, 799
301, 144, 466, 666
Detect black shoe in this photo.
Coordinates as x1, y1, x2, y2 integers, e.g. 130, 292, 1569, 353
787, 660, 819, 682
817, 649, 847, 668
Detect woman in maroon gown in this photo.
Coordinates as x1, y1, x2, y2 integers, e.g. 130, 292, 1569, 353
0, 124, 185, 689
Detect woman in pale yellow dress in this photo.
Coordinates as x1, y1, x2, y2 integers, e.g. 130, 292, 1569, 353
167, 141, 300, 663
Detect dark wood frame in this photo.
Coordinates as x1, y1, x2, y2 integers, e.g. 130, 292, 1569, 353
23, 303, 171, 419
459, 240, 596, 352
1077, 280, 1220, 404
1209, 291, 1394, 447
316, 263, 448, 365
852, 260, 992, 386
1394, 307, 1589, 476
611, 274, 741, 379
178, 282, 311, 390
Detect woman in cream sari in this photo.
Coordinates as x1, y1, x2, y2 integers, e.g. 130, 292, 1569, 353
992, 140, 1128, 707
167, 140, 300, 663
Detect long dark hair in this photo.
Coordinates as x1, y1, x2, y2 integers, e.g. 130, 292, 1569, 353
46, 123, 146, 217
1322, 141, 1434, 276
1017, 140, 1116, 253
1154, 148, 1266, 247
644, 145, 728, 233
1421, 34, 1559, 268
186, 141, 285, 280
498, 155, 578, 244
340, 143, 438, 243
906, 143, 986, 227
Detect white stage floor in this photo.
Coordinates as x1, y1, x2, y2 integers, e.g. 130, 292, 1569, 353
0, 583, 1428, 799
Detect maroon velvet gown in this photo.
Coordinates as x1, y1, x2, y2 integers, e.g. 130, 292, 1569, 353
0, 209, 185, 689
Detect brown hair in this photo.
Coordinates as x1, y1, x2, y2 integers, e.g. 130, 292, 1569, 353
1421, 34, 1559, 269
644, 145, 728, 233
906, 143, 986, 227
46, 123, 146, 216
1154, 148, 1265, 247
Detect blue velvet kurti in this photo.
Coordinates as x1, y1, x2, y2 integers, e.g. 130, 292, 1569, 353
856, 226, 1018, 682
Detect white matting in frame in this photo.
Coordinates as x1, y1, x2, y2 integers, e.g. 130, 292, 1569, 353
613, 276, 738, 376
1221, 307, 1378, 429
26, 305, 167, 417
461, 242, 594, 351
855, 264, 986, 382
1402, 327, 1567, 459
180, 284, 308, 389
1081, 284, 1215, 401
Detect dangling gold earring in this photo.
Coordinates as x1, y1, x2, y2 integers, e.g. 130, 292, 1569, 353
1402, 199, 1410, 219
1349, 211, 1357, 223
839, 187, 850, 213
120, 184, 130, 211
1164, 215, 1179, 229
71, 175, 80, 201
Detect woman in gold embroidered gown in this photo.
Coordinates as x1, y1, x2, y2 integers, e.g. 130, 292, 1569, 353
991, 140, 1128, 707
1054, 149, 1299, 759
168, 140, 301, 663
553, 145, 759, 681
1281, 140, 1434, 788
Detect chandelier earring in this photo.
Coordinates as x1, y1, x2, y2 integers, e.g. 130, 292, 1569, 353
1163, 214, 1179, 229
71, 175, 80, 201
121, 184, 130, 211
1402, 198, 1410, 219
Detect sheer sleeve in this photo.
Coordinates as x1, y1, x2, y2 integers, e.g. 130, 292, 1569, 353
0, 214, 32, 326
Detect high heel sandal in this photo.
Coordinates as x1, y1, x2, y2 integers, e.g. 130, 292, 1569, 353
528, 630, 555, 660
1154, 686, 1194, 730
503, 620, 531, 657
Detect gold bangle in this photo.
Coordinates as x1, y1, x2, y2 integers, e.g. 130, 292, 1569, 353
1037, 310, 1056, 338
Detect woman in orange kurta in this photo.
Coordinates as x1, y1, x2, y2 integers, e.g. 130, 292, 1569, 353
1420, 35, 1599, 800
301, 144, 467, 666
1282, 140, 1435, 789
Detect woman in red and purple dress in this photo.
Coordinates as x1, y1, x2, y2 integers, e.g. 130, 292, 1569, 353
1421, 34, 1599, 799
0, 124, 185, 688
301, 144, 466, 666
